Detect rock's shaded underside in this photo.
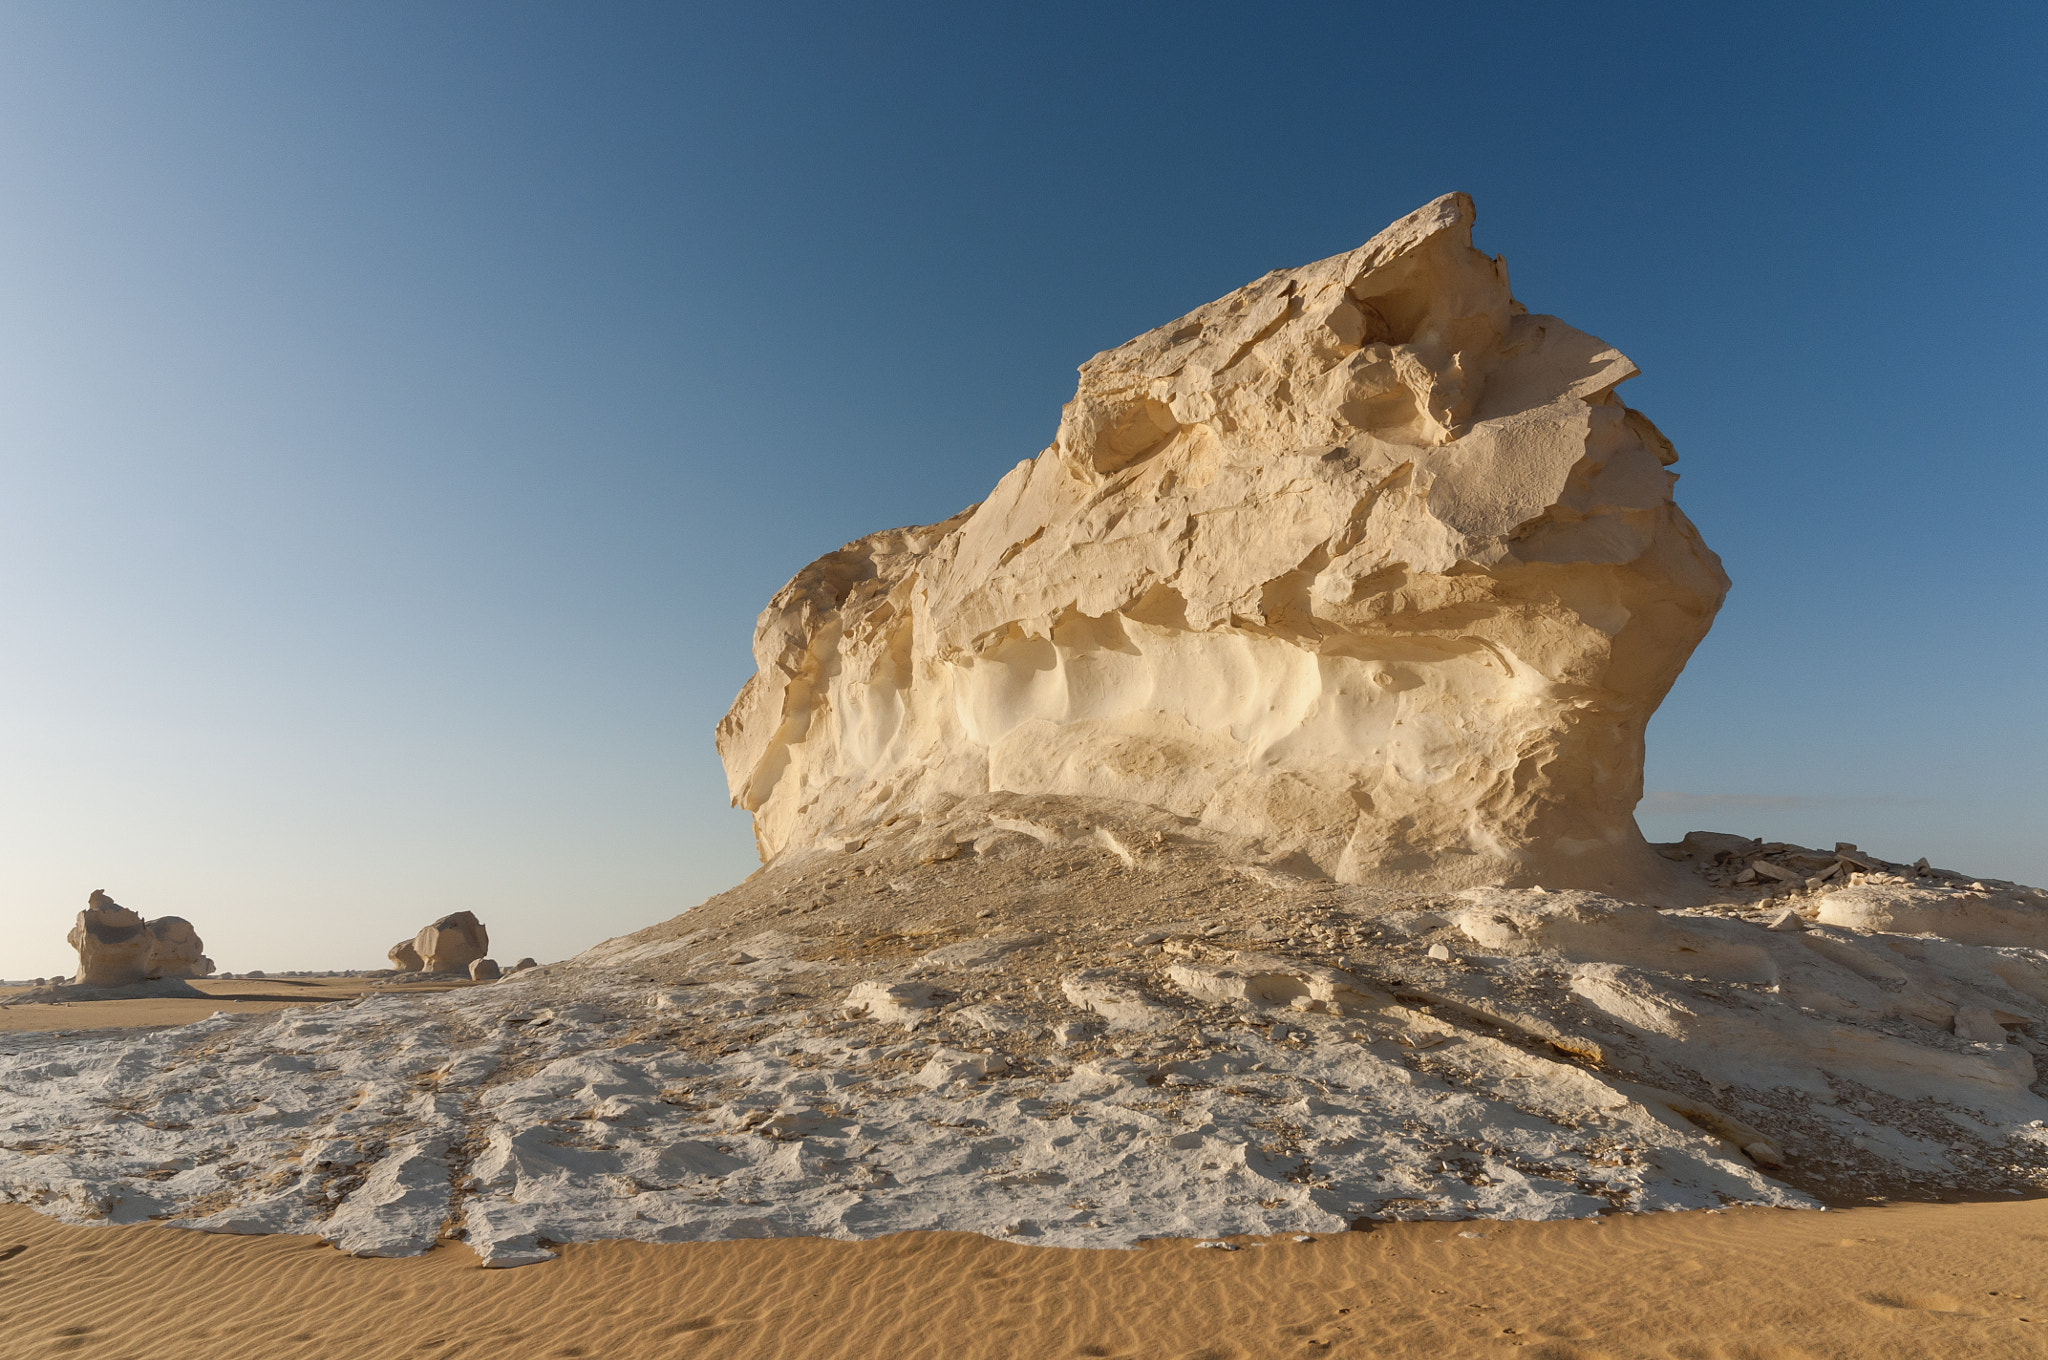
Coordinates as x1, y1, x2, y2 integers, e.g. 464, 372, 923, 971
720, 194, 1726, 895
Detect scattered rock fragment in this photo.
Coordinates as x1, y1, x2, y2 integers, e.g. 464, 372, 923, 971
840, 979, 949, 1028
469, 958, 502, 982
1165, 952, 1389, 1015
914, 1048, 1008, 1088
1060, 969, 1175, 1029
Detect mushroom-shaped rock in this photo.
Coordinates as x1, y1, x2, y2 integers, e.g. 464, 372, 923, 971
387, 939, 423, 972
67, 890, 155, 987
468, 958, 501, 982
716, 193, 1728, 896
415, 912, 489, 974
145, 917, 214, 978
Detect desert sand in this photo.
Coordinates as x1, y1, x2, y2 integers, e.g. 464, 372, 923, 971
0, 976, 470, 1036
4, 1197, 2047, 1359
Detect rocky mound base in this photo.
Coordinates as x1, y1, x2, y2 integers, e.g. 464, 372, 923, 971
4, 796, 2046, 1266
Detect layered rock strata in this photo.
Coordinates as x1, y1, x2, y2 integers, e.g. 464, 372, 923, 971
719, 193, 1726, 894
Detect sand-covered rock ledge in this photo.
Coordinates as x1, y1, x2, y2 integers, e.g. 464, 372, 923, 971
7, 196, 2048, 1267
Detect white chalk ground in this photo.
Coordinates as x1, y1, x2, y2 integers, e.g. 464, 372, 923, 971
0, 963, 1807, 1268
10, 806, 2048, 1268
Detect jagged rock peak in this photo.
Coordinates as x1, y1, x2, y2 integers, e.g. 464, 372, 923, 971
718, 194, 1728, 894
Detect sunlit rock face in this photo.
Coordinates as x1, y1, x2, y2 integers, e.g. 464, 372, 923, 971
718, 193, 1727, 893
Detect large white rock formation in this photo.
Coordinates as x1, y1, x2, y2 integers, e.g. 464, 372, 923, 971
719, 193, 1727, 893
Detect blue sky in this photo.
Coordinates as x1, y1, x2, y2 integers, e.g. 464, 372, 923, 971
2, 2, 2042, 977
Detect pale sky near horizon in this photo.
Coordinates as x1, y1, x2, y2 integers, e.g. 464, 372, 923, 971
2, 2, 2043, 979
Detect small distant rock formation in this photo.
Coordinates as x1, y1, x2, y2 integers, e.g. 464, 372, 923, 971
387, 939, 423, 972
718, 193, 1726, 896
61, 890, 215, 988
415, 912, 489, 974
510, 957, 537, 972
468, 958, 501, 981
144, 917, 215, 979
67, 891, 159, 986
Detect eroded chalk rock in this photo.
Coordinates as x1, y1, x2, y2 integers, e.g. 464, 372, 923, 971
1454, 889, 1776, 983
415, 912, 489, 975
1819, 883, 2048, 947
1165, 951, 1391, 1015
67, 891, 155, 987
840, 979, 950, 1028
388, 939, 423, 972
718, 193, 1726, 895
1061, 969, 1176, 1029
469, 958, 502, 982
144, 916, 214, 979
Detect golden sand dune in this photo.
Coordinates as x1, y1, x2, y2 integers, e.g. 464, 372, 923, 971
4, 1199, 2046, 1359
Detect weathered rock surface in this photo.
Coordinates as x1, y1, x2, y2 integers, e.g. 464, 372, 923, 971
718, 193, 1725, 895
60, 893, 215, 983
415, 912, 488, 975
469, 958, 502, 982
388, 939, 423, 972
9, 803, 2048, 1268
144, 917, 214, 979
66, 891, 155, 987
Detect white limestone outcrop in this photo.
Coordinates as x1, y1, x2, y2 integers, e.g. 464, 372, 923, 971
66, 891, 157, 987
718, 193, 1726, 894
10, 810, 2048, 1266
415, 912, 489, 975
143, 917, 214, 979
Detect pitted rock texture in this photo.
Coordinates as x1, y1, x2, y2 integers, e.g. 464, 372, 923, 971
718, 193, 1726, 895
